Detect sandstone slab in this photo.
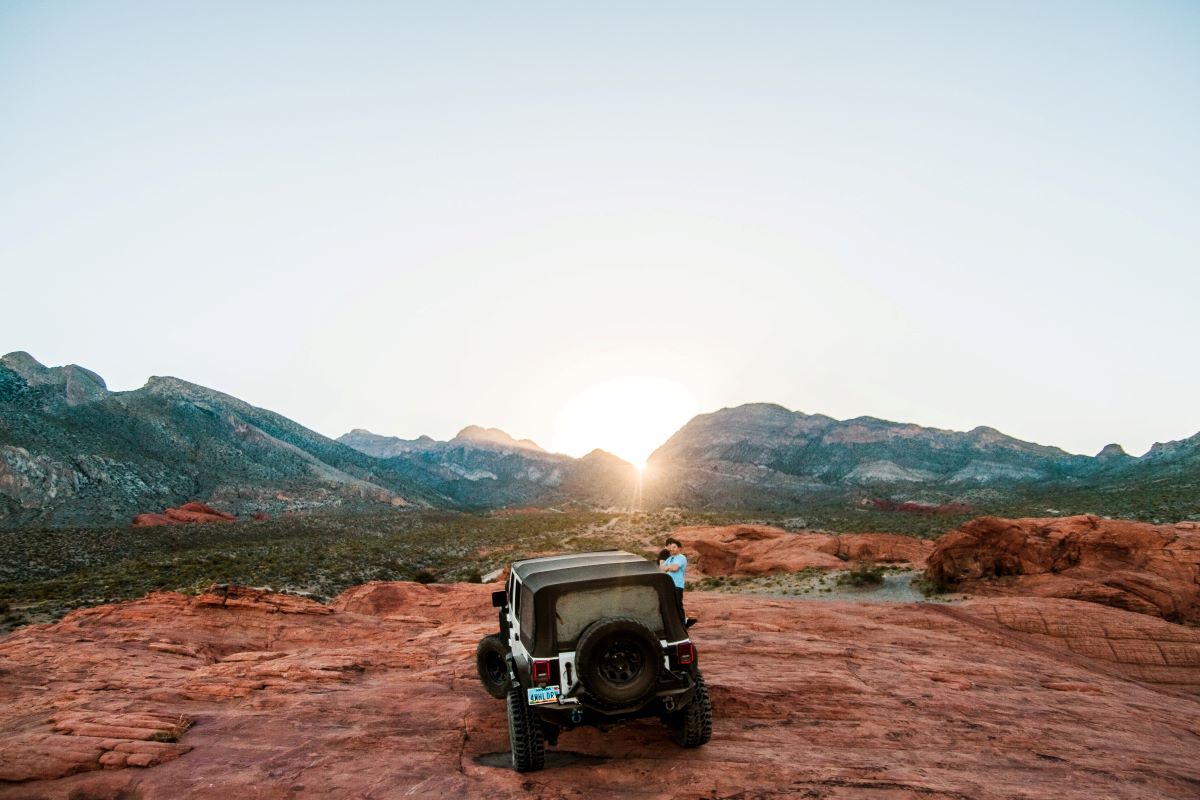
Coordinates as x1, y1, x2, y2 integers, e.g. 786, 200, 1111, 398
1, 583, 1197, 799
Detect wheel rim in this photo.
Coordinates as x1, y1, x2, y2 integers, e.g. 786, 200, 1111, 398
598, 638, 645, 684
486, 653, 506, 685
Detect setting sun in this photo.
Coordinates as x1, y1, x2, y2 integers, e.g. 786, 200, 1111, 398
551, 378, 698, 469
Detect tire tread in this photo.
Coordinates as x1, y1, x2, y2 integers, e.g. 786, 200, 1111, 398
668, 670, 713, 748
506, 686, 546, 771
476, 634, 509, 699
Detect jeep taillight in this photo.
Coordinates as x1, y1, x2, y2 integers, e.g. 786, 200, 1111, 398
675, 642, 696, 666
532, 659, 553, 684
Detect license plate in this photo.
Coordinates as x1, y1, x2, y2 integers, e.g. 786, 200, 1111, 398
527, 686, 560, 705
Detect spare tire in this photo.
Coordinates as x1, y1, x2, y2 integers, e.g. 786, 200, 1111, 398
574, 616, 662, 709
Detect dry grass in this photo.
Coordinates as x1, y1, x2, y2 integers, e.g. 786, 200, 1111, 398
149, 715, 193, 743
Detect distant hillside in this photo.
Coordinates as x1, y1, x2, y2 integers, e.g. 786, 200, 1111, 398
640, 403, 1200, 513
337, 429, 441, 459
0, 353, 446, 527
336, 429, 637, 511
3, 353, 1197, 527
338, 425, 546, 460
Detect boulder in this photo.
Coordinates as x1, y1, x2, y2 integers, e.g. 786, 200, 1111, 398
670, 524, 934, 577
194, 584, 332, 615
331, 581, 474, 619
926, 515, 1200, 624
132, 502, 237, 526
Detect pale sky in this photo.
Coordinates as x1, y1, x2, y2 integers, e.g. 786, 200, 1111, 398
2, 1, 1197, 465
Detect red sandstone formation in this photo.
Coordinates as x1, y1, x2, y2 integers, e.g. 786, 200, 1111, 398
176, 502, 236, 520
925, 515, 1200, 624
132, 502, 238, 527
1, 582, 1198, 799
955, 596, 1200, 688
130, 513, 176, 526
670, 524, 934, 576
861, 497, 972, 514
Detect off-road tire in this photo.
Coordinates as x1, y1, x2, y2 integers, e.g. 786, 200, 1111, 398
667, 670, 713, 747
506, 685, 545, 772
476, 634, 509, 699
575, 616, 663, 709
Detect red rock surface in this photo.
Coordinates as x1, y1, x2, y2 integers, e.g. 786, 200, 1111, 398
671, 524, 934, 576
132, 502, 238, 527
130, 513, 176, 526
3, 582, 1198, 799
926, 515, 1200, 624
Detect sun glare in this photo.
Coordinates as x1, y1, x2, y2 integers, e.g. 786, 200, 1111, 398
552, 378, 697, 468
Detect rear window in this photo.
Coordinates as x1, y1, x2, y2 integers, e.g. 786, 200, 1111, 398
554, 585, 664, 646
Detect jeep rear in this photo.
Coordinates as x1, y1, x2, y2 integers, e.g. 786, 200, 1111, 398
475, 551, 712, 771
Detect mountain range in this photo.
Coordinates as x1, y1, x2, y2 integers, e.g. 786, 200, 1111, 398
1, 352, 1196, 527
643, 403, 1116, 507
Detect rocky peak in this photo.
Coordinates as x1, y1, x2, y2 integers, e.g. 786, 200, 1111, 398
968, 425, 1001, 437
1096, 443, 1131, 460
1142, 431, 1200, 463
966, 425, 1027, 449
452, 425, 545, 452
337, 429, 444, 459
59, 365, 108, 405
711, 402, 804, 424
139, 377, 249, 413
142, 375, 205, 395
0, 351, 107, 406
0, 351, 47, 381
664, 403, 825, 445
345, 428, 432, 442
579, 448, 627, 464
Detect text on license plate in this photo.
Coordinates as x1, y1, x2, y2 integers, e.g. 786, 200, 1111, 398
527, 686, 560, 705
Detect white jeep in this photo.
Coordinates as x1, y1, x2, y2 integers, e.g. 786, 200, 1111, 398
476, 550, 712, 772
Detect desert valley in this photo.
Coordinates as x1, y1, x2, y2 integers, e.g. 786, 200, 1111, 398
2, 354, 1198, 799
7, 4, 1197, 796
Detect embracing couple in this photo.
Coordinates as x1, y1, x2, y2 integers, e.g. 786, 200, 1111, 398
658, 537, 696, 628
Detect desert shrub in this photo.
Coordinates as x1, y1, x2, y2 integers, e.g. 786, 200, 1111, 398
837, 562, 885, 587
913, 574, 951, 596
149, 715, 192, 743
412, 570, 437, 584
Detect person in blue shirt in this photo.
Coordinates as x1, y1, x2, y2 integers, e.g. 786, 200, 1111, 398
659, 537, 695, 627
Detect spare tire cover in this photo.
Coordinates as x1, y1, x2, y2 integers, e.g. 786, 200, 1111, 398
574, 616, 662, 708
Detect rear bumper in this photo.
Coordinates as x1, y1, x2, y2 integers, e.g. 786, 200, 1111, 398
530, 669, 697, 727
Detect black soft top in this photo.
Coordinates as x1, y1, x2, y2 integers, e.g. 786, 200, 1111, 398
513, 550, 658, 593
510, 551, 685, 654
